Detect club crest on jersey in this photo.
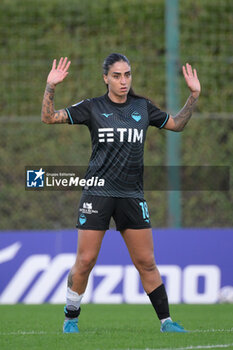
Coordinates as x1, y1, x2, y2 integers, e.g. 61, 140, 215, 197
131, 111, 141, 122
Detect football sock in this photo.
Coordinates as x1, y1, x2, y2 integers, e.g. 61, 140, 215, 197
160, 317, 172, 324
148, 283, 170, 321
66, 287, 84, 316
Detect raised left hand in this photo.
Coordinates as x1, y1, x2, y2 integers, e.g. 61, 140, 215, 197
182, 63, 201, 98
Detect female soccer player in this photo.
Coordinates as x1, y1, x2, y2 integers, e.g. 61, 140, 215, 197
41, 53, 201, 333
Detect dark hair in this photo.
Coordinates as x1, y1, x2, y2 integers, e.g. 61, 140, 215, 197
102, 53, 143, 99
102, 53, 130, 76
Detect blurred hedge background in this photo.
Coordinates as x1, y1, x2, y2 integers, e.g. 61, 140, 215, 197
0, 0, 232, 229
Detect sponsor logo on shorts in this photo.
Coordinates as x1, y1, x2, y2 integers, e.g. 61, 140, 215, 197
83, 202, 92, 210
80, 202, 98, 215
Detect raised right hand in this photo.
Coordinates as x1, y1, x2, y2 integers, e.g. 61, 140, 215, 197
47, 57, 71, 86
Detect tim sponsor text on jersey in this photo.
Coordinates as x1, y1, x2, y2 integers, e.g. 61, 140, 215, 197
98, 128, 143, 143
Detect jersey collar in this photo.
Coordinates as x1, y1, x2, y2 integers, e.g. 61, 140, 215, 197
104, 93, 131, 107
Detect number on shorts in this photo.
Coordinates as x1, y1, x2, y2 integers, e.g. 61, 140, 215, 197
139, 201, 149, 219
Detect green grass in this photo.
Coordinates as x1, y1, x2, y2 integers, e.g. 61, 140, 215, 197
0, 304, 232, 350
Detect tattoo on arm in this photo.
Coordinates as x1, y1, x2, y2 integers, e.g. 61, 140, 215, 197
41, 83, 69, 124
54, 109, 69, 123
172, 95, 198, 131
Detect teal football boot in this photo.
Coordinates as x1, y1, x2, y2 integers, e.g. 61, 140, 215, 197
63, 306, 80, 333
63, 318, 79, 333
161, 319, 188, 333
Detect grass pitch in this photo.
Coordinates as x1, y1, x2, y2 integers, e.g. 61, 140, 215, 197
0, 304, 232, 350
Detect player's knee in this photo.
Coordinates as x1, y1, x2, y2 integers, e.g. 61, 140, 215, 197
134, 256, 156, 274
76, 253, 97, 274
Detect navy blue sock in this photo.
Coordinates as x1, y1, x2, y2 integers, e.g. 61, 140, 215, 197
148, 284, 170, 320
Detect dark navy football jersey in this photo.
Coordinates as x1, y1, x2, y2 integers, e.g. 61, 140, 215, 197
66, 93, 168, 197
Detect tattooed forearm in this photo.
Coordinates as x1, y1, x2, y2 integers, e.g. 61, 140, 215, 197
172, 95, 198, 131
41, 83, 55, 123
41, 83, 68, 124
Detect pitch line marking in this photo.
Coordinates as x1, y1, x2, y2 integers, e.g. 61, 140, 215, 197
191, 328, 233, 333
0, 328, 232, 336
119, 344, 233, 350
0, 331, 48, 335
0, 333, 233, 350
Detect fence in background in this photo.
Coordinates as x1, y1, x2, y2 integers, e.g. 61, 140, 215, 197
0, 0, 232, 229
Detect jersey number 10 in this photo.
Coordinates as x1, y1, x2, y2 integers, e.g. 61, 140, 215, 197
139, 202, 150, 220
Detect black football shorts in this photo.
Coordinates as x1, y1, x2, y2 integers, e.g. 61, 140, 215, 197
76, 194, 151, 231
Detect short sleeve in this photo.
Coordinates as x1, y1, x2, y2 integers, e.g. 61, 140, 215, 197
65, 99, 91, 126
147, 100, 169, 129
